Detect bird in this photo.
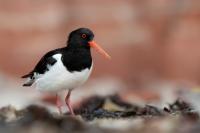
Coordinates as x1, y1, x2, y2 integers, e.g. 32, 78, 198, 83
22, 28, 111, 115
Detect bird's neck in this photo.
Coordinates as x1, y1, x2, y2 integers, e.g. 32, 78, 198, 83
62, 46, 92, 72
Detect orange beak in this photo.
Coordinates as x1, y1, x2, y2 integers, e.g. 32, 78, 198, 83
88, 41, 111, 59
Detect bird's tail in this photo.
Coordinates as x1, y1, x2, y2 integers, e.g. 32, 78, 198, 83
22, 77, 34, 86
21, 71, 34, 86
21, 73, 33, 78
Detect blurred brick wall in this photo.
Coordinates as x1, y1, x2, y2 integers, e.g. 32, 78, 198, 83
0, 0, 200, 85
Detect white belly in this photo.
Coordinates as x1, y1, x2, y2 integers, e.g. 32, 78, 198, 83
34, 54, 92, 93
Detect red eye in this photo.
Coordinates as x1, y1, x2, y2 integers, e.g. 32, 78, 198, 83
82, 34, 87, 38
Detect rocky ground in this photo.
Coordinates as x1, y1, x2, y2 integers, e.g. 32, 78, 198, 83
0, 94, 200, 133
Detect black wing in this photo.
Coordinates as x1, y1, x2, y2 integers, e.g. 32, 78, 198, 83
21, 48, 63, 79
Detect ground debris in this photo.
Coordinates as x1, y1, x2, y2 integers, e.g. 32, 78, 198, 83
75, 95, 199, 120
165, 99, 193, 113
163, 99, 199, 121
137, 105, 164, 116
0, 105, 24, 122
0, 105, 108, 133
0, 95, 200, 133
75, 95, 139, 120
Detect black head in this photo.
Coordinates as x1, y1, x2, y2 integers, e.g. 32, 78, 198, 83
66, 28, 111, 59
67, 28, 94, 49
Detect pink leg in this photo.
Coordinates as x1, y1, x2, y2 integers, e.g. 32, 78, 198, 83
56, 94, 62, 114
65, 89, 75, 115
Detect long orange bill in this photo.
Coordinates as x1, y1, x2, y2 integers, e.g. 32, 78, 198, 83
88, 41, 111, 59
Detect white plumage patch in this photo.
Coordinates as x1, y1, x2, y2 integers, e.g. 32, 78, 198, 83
33, 54, 93, 93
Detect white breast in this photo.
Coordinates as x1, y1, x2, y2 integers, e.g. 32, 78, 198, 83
34, 54, 93, 93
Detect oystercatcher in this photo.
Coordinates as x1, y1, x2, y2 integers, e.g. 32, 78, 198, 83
22, 28, 110, 115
